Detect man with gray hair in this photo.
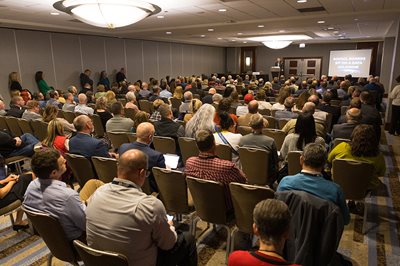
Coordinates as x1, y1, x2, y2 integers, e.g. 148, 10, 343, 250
212, 93, 223, 106
202, 87, 216, 104
277, 143, 350, 225
0, 99, 6, 116
74, 93, 94, 115
179, 91, 193, 114
62, 92, 76, 112
274, 96, 298, 119
239, 114, 278, 182
22, 100, 42, 121
331, 108, 361, 140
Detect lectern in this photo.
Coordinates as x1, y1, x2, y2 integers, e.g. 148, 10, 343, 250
270, 66, 281, 80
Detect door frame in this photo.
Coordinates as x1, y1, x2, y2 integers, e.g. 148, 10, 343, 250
283, 57, 323, 79
240, 47, 257, 74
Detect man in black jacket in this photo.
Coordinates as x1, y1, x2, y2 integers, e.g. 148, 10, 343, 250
0, 131, 39, 158
6, 96, 25, 118
79, 69, 93, 93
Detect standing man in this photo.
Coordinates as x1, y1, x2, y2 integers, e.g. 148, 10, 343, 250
116, 67, 127, 84
80, 69, 93, 93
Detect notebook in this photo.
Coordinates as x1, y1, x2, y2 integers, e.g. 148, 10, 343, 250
163, 154, 180, 169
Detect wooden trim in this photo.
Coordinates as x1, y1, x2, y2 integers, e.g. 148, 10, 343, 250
240, 47, 257, 74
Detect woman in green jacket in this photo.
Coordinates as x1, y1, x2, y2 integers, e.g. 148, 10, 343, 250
35, 71, 53, 97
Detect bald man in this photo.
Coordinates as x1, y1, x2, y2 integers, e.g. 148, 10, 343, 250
86, 149, 197, 266
237, 100, 261, 127
119, 122, 165, 192
69, 115, 111, 158
331, 108, 361, 140
74, 93, 94, 115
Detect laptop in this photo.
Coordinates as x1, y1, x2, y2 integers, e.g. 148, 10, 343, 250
163, 154, 180, 170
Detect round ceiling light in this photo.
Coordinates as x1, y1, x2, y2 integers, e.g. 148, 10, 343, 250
53, 0, 161, 29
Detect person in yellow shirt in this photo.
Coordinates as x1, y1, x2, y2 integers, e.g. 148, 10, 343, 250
328, 124, 385, 190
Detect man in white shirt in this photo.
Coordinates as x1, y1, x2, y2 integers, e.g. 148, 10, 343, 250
74, 93, 94, 115
86, 149, 197, 266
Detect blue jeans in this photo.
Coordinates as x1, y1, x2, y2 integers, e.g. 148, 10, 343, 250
9, 133, 40, 157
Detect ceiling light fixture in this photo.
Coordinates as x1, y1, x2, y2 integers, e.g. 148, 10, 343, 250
53, 0, 161, 29
297, 0, 307, 3
299, 43, 305, 48
157, 15, 164, 19
247, 34, 312, 49
237, 32, 243, 35
166, 31, 172, 34
50, 12, 60, 15
200, 35, 206, 38
257, 25, 264, 28
218, 8, 227, 12
208, 28, 214, 32
317, 20, 325, 24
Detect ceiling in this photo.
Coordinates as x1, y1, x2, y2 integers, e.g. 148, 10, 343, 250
0, 0, 399, 47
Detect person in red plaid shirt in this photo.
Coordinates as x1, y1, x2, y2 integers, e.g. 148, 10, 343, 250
184, 129, 247, 210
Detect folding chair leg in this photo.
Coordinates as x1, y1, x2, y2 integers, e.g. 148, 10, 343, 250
362, 200, 369, 234
8, 213, 15, 226
230, 227, 238, 254
191, 216, 201, 236
220, 225, 232, 263
47, 253, 53, 266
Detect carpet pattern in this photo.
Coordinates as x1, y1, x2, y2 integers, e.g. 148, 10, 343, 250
1, 132, 400, 266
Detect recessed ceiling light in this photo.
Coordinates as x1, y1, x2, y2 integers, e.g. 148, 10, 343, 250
243, 41, 248, 44
157, 15, 164, 19
50, 12, 60, 15
279, 30, 285, 33
200, 35, 206, 38
247, 34, 312, 42
333, 31, 339, 34
208, 28, 214, 32
166, 31, 172, 34
327, 27, 334, 30
297, 0, 307, 3
317, 20, 325, 24
258, 25, 264, 28
217, 37, 222, 40
218, 8, 227, 12
231, 39, 236, 42
237, 32, 243, 35
299, 43, 306, 48
354, 18, 359, 21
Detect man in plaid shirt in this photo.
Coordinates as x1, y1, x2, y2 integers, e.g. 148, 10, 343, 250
184, 129, 247, 210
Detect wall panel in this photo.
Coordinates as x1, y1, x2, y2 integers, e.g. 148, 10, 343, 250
182, 44, 193, 76
125, 39, 144, 82
0, 28, 19, 104
143, 41, 158, 80
158, 42, 172, 79
80, 35, 106, 87
105, 38, 125, 83
171, 43, 183, 77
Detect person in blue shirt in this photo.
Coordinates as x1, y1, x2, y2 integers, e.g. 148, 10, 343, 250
277, 143, 350, 225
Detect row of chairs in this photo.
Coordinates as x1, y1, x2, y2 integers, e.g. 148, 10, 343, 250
0, 115, 48, 141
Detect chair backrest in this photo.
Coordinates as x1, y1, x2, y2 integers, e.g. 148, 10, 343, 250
22, 206, 77, 263
139, 100, 153, 114
332, 159, 374, 200
91, 156, 117, 183
153, 167, 190, 214
0, 115, 9, 131
229, 182, 274, 234
325, 112, 333, 133
91, 114, 105, 138
17, 118, 34, 134
73, 240, 128, 266
264, 116, 277, 129
239, 147, 270, 185
124, 108, 136, 120
237, 126, 252, 136
107, 132, 130, 150
65, 153, 95, 187
178, 137, 199, 164
278, 118, 290, 129
258, 109, 271, 116
215, 144, 232, 161
332, 138, 351, 149
262, 128, 286, 150
341, 105, 348, 115
186, 176, 227, 224
170, 98, 182, 110
153, 136, 176, 154
127, 133, 137, 143
287, 151, 302, 175
62, 111, 76, 123
331, 99, 341, 106
5, 116, 23, 136
57, 111, 65, 119
30, 120, 48, 141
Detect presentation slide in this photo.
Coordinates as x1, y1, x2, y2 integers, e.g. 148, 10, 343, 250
328, 49, 372, 77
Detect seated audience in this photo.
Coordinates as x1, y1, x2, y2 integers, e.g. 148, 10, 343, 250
0, 131, 39, 158
236, 94, 253, 116
331, 108, 361, 140
214, 98, 238, 127
185, 104, 216, 138
94, 96, 113, 131
214, 113, 241, 165
256, 90, 273, 110
292, 91, 310, 112
35, 71, 53, 96
185, 129, 246, 210
230, 91, 241, 109
69, 115, 112, 158
184, 99, 202, 122
62, 92, 76, 112
6, 95, 25, 118
0, 100, 6, 116
278, 143, 350, 225
360, 91, 382, 141
328, 124, 385, 190
74, 93, 94, 115
280, 113, 325, 164
47, 90, 62, 108
21, 100, 42, 121
154, 104, 185, 139
132, 110, 149, 133
272, 89, 290, 111
239, 114, 278, 181
119, 122, 165, 191
212, 93, 223, 107
105, 90, 117, 108
319, 91, 341, 125
106, 102, 134, 133
307, 94, 328, 124
42, 105, 75, 137
237, 100, 261, 127
228, 199, 298, 266
149, 99, 164, 121
139, 82, 151, 98
86, 149, 197, 266
0, 171, 33, 231
125, 91, 139, 110
275, 97, 298, 119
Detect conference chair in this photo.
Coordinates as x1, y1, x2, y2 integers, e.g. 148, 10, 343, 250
262, 128, 286, 150
153, 136, 176, 154
239, 147, 271, 186
0, 115, 9, 131
152, 167, 195, 228
124, 108, 136, 121
17, 118, 34, 134
287, 151, 302, 175
332, 138, 351, 149
341, 105, 349, 115
258, 109, 271, 116
117, 98, 127, 106
331, 99, 341, 107
62, 111, 76, 123
237, 126, 252, 136
91, 114, 105, 138
264, 116, 277, 129
0, 200, 22, 227
91, 156, 117, 183
73, 240, 128, 266
30, 120, 48, 141
5, 116, 23, 137
139, 100, 153, 114
229, 182, 274, 252
186, 176, 233, 262
5, 156, 29, 174
215, 144, 232, 161
22, 206, 79, 266
332, 159, 374, 234
65, 153, 95, 188
178, 137, 199, 165
57, 111, 64, 119
127, 133, 137, 143
170, 98, 182, 111
325, 112, 333, 133
278, 118, 290, 129
107, 132, 130, 151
